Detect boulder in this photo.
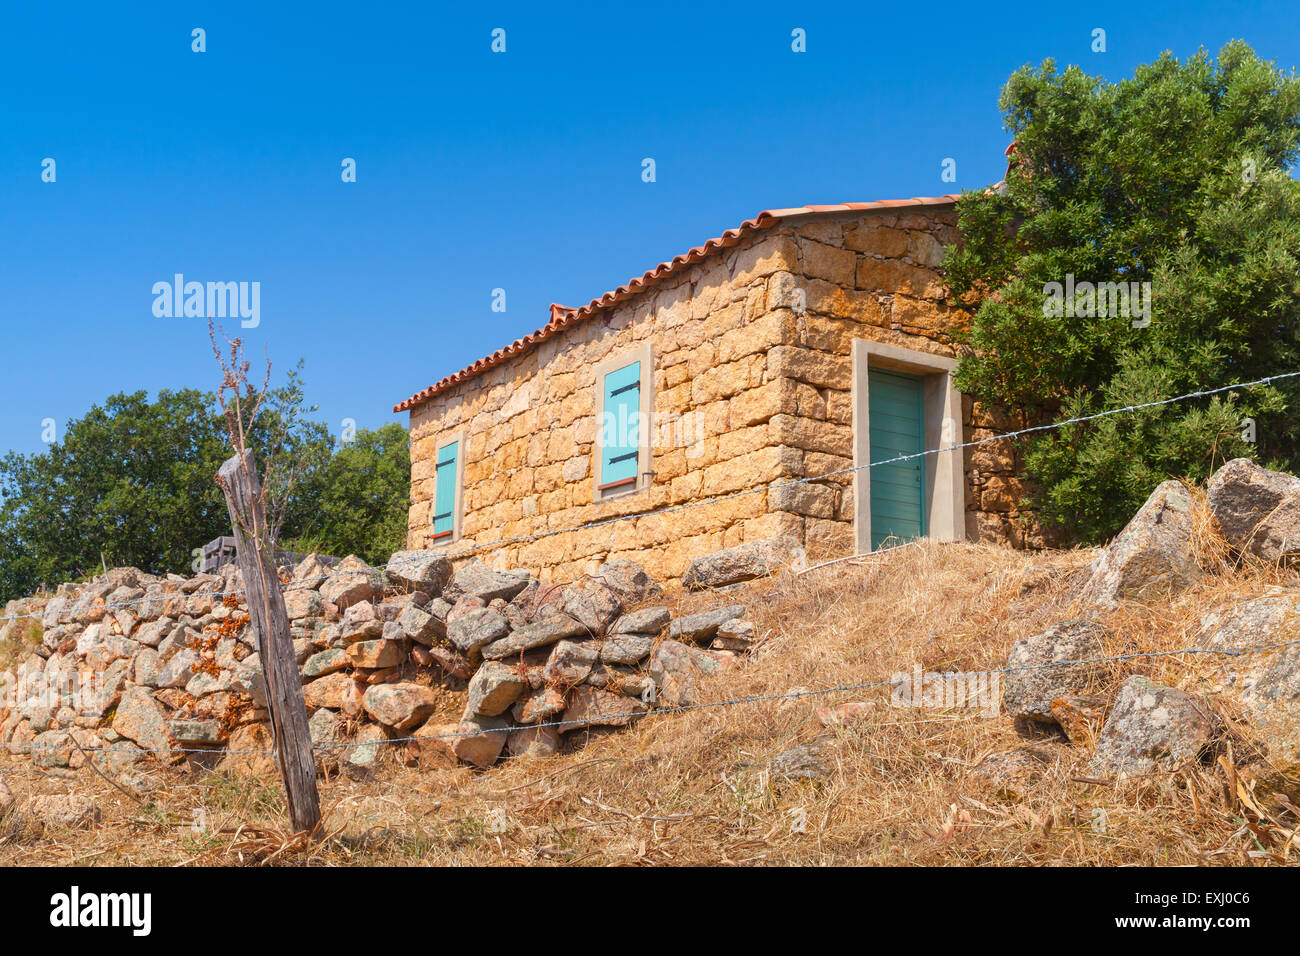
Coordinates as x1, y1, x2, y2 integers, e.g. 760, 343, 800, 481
600, 632, 654, 666
302, 672, 354, 710
453, 713, 510, 768
405, 718, 460, 769
1002, 619, 1109, 724
507, 724, 560, 758
561, 578, 623, 633
0, 776, 12, 817
769, 739, 836, 781
1088, 676, 1219, 776
682, 536, 807, 590
669, 605, 746, 643
111, 686, 171, 755
345, 725, 390, 780
1195, 590, 1300, 797
26, 794, 99, 830
301, 647, 349, 679
398, 602, 444, 645
512, 687, 567, 724
443, 562, 531, 603
217, 722, 278, 777
169, 719, 222, 746
970, 745, 1060, 788
320, 555, 388, 609
648, 640, 721, 708
283, 589, 325, 621
308, 708, 344, 773
289, 553, 332, 591
385, 550, 453, 594
481, 614, 586, 660
542, 640, 599, 686
466, 662, 527, 717
712, 618, 756, 651
1207, 458, 1300, 563
339, 602, 385, 644
592, 559, 663, 605
447, 607, 511, 658
362, 682, 437, 731
1077, 480, 1202, 608
610, 606, 671, 635
560, 686, 649, 730
427, 645, 475, 679
346, 638, 407, 669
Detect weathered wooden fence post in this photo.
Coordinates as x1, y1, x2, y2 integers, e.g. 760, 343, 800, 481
218, 451, 321, 835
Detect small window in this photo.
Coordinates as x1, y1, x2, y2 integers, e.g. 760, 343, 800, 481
594, 345, 652, 501
431, 435, 463, 542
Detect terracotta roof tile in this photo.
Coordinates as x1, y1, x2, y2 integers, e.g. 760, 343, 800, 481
394, 193, 960, 412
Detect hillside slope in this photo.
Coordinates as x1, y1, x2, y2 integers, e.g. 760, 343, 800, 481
3, 511, 1298, 865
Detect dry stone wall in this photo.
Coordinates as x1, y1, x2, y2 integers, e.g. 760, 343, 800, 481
0, 546, 760, 781
408, 204, 1037, 584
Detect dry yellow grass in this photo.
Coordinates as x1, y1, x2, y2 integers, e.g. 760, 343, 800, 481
2, 524, 1299, 866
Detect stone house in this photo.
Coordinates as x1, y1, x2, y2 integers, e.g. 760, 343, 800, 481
395, 193, 1026, 584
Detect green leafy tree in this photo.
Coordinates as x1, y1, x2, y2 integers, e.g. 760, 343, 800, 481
281, 423, 411, 565
0, 373, 410, 601
946, 41, 1300, 542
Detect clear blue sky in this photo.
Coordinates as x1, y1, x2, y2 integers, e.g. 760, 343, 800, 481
2, 1, 1298, 456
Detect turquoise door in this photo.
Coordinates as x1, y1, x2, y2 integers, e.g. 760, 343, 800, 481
868, 368, 926, 550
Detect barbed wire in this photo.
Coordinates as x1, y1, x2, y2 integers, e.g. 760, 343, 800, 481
3, 368, 1296, 626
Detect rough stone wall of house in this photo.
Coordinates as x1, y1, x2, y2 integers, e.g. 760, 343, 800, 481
758, 208, 1038, 550
407, 205, 1032, 584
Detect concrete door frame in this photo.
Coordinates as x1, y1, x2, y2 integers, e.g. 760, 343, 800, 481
851, 339, 966, 553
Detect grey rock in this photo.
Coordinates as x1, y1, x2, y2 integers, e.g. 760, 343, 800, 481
1002, 619, 1109, 723
507, 724, 560, 758
385, 550, 453, 594
447, 607, 511, 657
444, 561, 531, 603
561, 578, 623, 633
481, 614, 587, 660
1195, 589, 1300, 798
1208, 458, 1300, 564
542, 640, 599, 685
1077, 480, 1202, 608
398, 601, 445, 645
610, 606, 671, 635
363, 682, 437, 731
111, 686, 170, 754
320, 555, 388, 609
648, 640, 720, 708
1089, 676, 1219, 776
560, 686, 649, 730
301, 647, 349, 679
592, 558, 663, 604
669, 605, 746, 643
169, 719, 222, 745
339, 601, 385, 644
155, 649, 199, 690
283, 588, 324, 621
344, 724, 389, 780
682, 536, 807, 590
600, 632, 654, 666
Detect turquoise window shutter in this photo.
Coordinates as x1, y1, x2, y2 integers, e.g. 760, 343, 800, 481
601, 361, 641, 487
432, 441, 459, 538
